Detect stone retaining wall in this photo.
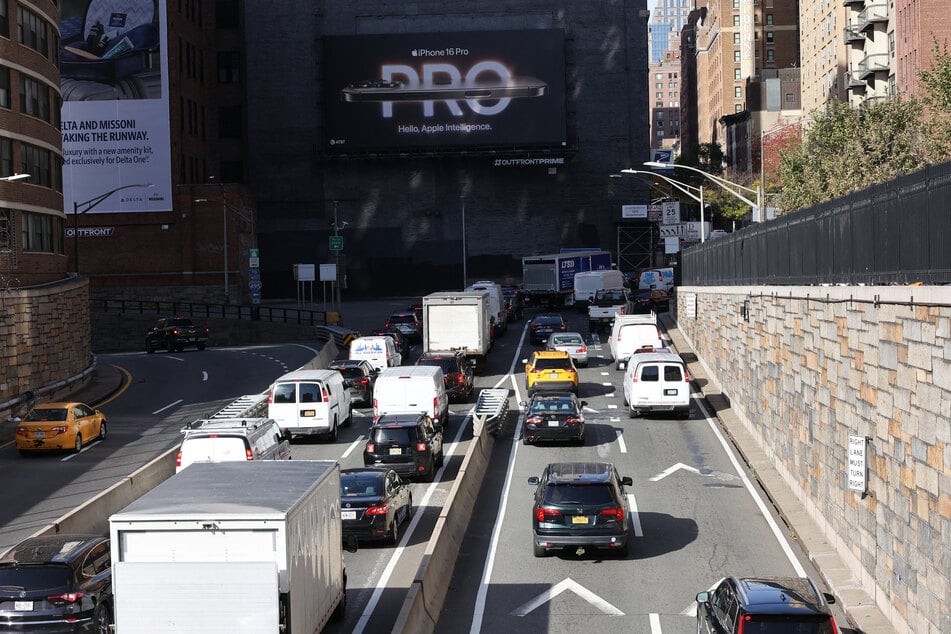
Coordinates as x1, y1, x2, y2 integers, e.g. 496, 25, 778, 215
677, 285, 951, 634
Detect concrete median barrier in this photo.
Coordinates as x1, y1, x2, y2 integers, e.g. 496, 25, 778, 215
392, 408, 498, 634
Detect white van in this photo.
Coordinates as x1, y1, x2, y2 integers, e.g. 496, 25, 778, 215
609, 314, 663, 370
572, 269, 626, 307
622, 350, 691, 418
372, 365, 450, 425
267, 369, 352, 441
466, 281, 507, 337
349, 335, 402, 371
175, 417, 291, 473
638, 268, 675, 292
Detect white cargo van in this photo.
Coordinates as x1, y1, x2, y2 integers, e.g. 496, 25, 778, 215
466, 281, 507, 337
638, 267, 674, 292
268, 369, 352, 441
622, 350, 691, 418
176, 417, 291, 473
572, 269, 626, 307
609, 314, 663, 370
372, 365, 450, 425
349, 335, 402, 371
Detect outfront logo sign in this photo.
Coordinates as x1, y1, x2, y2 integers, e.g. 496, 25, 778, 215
323, 30, 567, 153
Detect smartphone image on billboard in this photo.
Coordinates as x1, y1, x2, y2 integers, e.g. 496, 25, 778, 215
341, 77, 548, 102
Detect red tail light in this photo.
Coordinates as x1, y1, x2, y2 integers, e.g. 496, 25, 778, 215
384, 322, 392, 329
526, 416, 543, 425
433, 397, 439, 416
565, 417, 581, 424
366, 504, 389, 515
48, 591, 84, 605
203, 327, 210, 335
684, 368, 690, 382
578, 346, 587, 353
600, 507, 624, 521
50, 426, 67, 433
245, 448, 254, 461
558, 324, 566, 331
356, 377, 369, 386
535, 507, 561, 522
321, 387, 330, 403
171, 328, 180, 336
268, 391, 275, 404
15, 427, 25, 436
416, 442, 428, 452
175, 451, 182, 467
366, 443, 375, 452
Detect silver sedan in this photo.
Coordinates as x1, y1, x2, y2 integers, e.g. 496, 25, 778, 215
545, 331, 589, 367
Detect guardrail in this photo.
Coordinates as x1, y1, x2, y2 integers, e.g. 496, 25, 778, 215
96, 299, 327, 325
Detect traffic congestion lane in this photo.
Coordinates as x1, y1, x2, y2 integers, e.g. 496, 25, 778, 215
436, 308, 854, 633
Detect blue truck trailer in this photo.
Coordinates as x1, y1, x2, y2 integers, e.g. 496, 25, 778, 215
521, 250, 613, 308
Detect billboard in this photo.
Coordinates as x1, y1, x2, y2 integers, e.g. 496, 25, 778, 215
323, 29, 567, 153
60, 0, 172, 213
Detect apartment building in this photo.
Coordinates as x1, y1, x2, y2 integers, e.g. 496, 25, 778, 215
650, 45, 682, 150
893, 0, 951, 99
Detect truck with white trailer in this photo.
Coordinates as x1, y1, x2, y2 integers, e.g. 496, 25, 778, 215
521, 250, 613, 308
422, 290, 492, 373
109, 461, 348, 634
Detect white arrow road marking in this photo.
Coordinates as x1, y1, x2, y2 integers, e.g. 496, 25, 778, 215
510, 577, 624, 617
582, 406, 600, 413
649, 462, 703, 481
615, 429, 627, 454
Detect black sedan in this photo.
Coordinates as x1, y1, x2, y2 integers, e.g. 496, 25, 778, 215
521, 392, 587, 446
329, 359, 378, 406
529, 314, 567, 344
340, 468, 413, 545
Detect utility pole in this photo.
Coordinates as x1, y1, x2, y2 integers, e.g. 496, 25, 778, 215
333, 200, 340, 313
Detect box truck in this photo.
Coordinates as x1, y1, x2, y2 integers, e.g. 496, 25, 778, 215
521, 250, 613, 308
109, 461, 349, 634
422, 291, 492, 373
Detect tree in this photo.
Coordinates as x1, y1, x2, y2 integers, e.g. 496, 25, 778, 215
918, 38, 951, 162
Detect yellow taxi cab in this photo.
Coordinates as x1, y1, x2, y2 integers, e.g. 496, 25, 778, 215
15, 401, 107, 455
523, 350, 579, 395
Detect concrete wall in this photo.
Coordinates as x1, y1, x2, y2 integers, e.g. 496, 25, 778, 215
677, 285, 951, 634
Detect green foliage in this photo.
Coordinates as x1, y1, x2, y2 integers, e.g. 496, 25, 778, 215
918, 38, 951, 161
676, 143, 749, 222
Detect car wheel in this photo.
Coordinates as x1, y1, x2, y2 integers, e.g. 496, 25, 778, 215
146, 340, 154, 354
532, 539, 547, 558
343, 406, 353, 427
387, 516, 400, 545
197, 343, 206, 350
326, 419, 338, 443
576, 434, 585, 446
166, 339, 175, 353
522, 435, 532, 446
98, 421, 107, 441
436, 450, 445, 468
93, 603, 111, 634
74, 433, 83, 453
629, 404, 638, 419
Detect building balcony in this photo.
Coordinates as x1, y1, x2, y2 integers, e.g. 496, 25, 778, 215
843, 0, 864, 5
846, 71, 867, 89
844, 24, 865, 44
857, 2, 889, 31
855, 53, 890, 80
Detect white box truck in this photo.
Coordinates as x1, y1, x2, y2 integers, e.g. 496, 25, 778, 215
422, 291, 492, 373
109, 461, 349, 634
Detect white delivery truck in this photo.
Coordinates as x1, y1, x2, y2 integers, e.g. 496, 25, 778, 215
465, 280, 507, 337
109, 461, 349, 634
422, 291, 492, 373
608, 313, 663, 371
571, 269, 626, 308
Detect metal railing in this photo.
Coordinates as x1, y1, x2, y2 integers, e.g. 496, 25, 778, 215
96, 299, 327, 326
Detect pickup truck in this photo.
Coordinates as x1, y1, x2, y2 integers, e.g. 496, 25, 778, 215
145, 316, 209, 353
587, 289, 631, 333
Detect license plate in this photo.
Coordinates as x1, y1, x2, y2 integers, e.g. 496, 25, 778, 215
548, 421, 560, 427
549, 373, 559, 379
341, 510, 357, 520
389, 447, 402, 455
14, 601, 33, 611
33, 430, 45, 438
300, 409, 316, 417
664, 388, 679, 396
571, 516, 589, 525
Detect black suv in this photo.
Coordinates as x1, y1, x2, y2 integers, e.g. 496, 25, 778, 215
527, 462, 633, 558
0, 533, 113, 633
696, 576, 838, 633
385, 311, 422, 343
364, 413, 445, 481
416, 350, 474, 402
329, 359, 379, 405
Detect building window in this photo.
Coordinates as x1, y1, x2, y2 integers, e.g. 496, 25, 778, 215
0, 67, 9, 109
785, 92, 795, 102
656, 92, 663, 100
655, 73, 663, 80
219, 106, 243, 139
21, 211, 62, 254
734, 33, 741, 45
216, 0, 241, 28
766, 14, 774, 25
735, 104, 743, 113
889, 31, 895, 58
766, 49, 775, 62
17, 7, 49, 58
0, 208, 12, 254
734, 68, 742, 80
734, 50, 741, 62
218, 51, 241, 83
0, 2, 8, 38
733, 0, 740, 8
0, 138, 12, 177
735, 86, 742, 98
20, 76, 50, 122
655, 82, 663, 90
21, 143, 51, 187
766, 32, 774, 43
733, 15, 740, 27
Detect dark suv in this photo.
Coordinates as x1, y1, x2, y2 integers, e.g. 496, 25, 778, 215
415, 350, 474, 402
527, 461, 633, 558
385, 311, 422, 343
0, 533, 113, 633
696, 576, 838, 633
329, 359, 379, 405
364, 413, 445, 481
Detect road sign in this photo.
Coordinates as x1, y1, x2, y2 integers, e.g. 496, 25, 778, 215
249, 268, 261, 281
659, 224, 685, 238
249, 248, 259, 258
662, 201, 681, 225
329, 235, 343, 251
249, 280, 263, 292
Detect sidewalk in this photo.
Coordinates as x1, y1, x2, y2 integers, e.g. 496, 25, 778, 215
659, 313, 893, 634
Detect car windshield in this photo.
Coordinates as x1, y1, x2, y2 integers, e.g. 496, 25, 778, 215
534, 316, 563, 326
530, 398, 576, 413
543, 483, 615, 506
742, 617, 835, 634
533, 358, 572, 371
334, 367, 365, 380
169, 318, 194, 327
596, 291, 626, 301
551, 335, 583, 346
389, 314, 416, 324
25, 408, 68, 422
0, 565, 71, 590
372, 427, 415, 444
418, 358, 457, 373
341, 473, 384, 497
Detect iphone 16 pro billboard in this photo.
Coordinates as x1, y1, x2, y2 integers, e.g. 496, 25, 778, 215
323, 29, 567, 153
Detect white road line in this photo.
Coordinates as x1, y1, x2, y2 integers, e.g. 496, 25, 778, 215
615, 429, 627, 454
60, 440, 101, 461
600, 371, 610, 376
201, 371, 208, 381
650, 612, 662, 632
607, 404, 617, 409
693, 393, 807, 576
628, 493, 644, 537
601, 382, 613, 386
152, 399, 182, 415
340, 435, 364, 459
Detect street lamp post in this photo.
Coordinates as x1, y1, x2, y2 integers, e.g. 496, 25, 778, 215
196, 194, 256, 302
644, 161, 762, 223
73, 183, 153, 274
621, 170, 707, 241
460, 195, 467, 288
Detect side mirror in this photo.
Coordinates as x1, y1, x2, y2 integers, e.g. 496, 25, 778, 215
621, 476, 633, 486
580, 401, 588, 408
521, 359, 528, 364
696, 591, 709, 603
519, 401, 527, 408
527, 476, 540, 485
823, 592, 836, 605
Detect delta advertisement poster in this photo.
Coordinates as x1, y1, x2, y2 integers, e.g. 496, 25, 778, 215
59, 0, 172, 213
323, 29, 567, 154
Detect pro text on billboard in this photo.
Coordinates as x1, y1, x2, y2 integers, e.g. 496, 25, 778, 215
323, 30, 567, 154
